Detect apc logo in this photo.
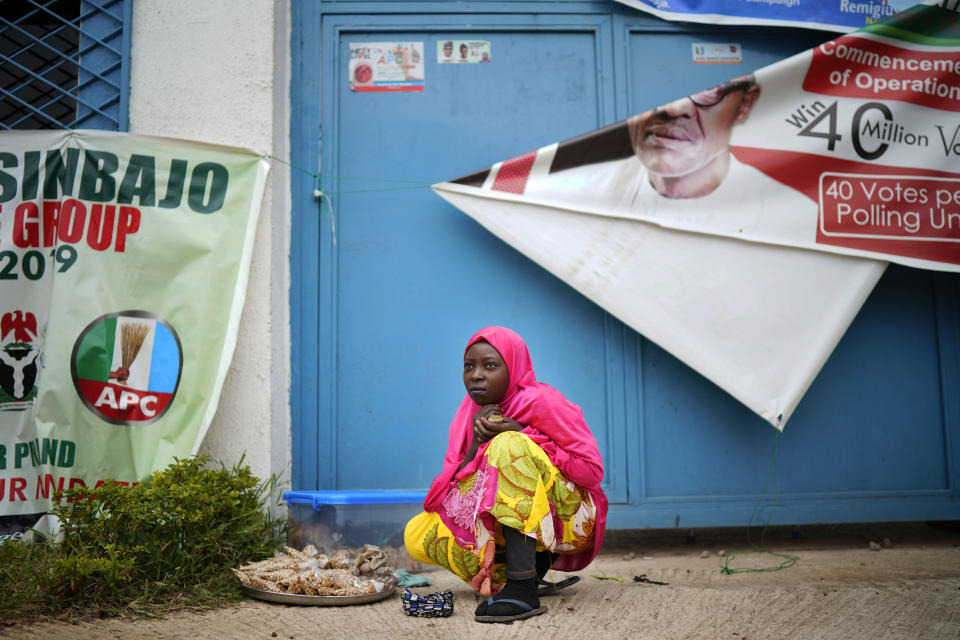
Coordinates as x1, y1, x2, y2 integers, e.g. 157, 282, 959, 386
70, 311, 182, 425
0, 310, 42, 411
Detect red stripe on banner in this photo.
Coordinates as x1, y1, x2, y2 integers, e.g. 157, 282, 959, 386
804, 36, 960, 113
732, 146, 960, 266
492, 151, 537, 194
816, 224, 960, 265
77, 379, 174, 423
350, 84, 424, 93
731, 147, 960, 202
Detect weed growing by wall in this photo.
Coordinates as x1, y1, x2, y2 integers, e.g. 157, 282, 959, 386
0, 455, 286, 620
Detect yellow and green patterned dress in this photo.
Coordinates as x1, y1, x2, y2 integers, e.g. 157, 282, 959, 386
405, 431, 599, 596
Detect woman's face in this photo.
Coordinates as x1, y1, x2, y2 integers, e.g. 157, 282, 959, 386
463, 340, 510, 405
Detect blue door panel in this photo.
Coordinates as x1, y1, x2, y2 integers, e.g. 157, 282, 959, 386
788, 268, 948, 494
642, 267, 950, 499
326, 18, 629, 501
292, 2, 960, 529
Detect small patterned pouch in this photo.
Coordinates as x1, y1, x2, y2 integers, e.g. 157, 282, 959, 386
400, 588, 455, 617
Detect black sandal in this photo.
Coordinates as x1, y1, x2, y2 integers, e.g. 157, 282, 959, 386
475, 597, 548, 623
536, 575, 580, 596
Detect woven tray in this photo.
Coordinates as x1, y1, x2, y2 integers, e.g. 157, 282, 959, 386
240, 585, 396, 606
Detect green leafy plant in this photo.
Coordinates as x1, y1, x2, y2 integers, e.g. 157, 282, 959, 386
0, 454, 286, 621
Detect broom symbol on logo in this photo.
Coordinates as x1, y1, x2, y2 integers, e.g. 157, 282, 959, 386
109, 323, 149, 386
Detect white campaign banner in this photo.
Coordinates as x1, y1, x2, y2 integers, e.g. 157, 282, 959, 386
433, 5, 960, 429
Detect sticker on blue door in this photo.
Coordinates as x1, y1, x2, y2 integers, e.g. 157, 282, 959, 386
349, 42, 424, 92
437, 40, 491, 64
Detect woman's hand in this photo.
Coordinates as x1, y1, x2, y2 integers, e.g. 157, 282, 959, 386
472, 404, 525, 445
457, 405, 527, 474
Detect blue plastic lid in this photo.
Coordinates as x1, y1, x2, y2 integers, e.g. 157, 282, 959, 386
283, 489, 427, 510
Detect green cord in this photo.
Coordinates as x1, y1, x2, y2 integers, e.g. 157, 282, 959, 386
262, 154, 432, 195
328, 185, 429, 195
719, 430, 799, 575
260, 154, 433, 244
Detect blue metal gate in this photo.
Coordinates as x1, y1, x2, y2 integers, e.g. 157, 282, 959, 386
290, 1, 960, 529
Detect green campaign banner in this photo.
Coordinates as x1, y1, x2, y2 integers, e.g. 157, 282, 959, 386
0, 130, 268, 520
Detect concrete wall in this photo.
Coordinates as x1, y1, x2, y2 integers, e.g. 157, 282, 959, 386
127, 1, 291, 487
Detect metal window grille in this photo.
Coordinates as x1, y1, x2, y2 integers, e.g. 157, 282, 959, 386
0, 0, 130, 131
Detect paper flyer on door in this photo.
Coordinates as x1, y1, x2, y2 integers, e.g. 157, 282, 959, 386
349, 42, 425, 92
0, 130, 267, 519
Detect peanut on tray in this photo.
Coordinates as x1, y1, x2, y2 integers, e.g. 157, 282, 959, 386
233, 544, 398, 596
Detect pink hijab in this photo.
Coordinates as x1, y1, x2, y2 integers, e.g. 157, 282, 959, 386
424, 326, 608, 569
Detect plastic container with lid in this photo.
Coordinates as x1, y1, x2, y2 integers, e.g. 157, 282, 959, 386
283, 490, 427, 567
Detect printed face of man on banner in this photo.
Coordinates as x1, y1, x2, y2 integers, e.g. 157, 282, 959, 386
627, 74, 760, 199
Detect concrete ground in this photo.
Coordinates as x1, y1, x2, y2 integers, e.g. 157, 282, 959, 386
5, 522, 959, 640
